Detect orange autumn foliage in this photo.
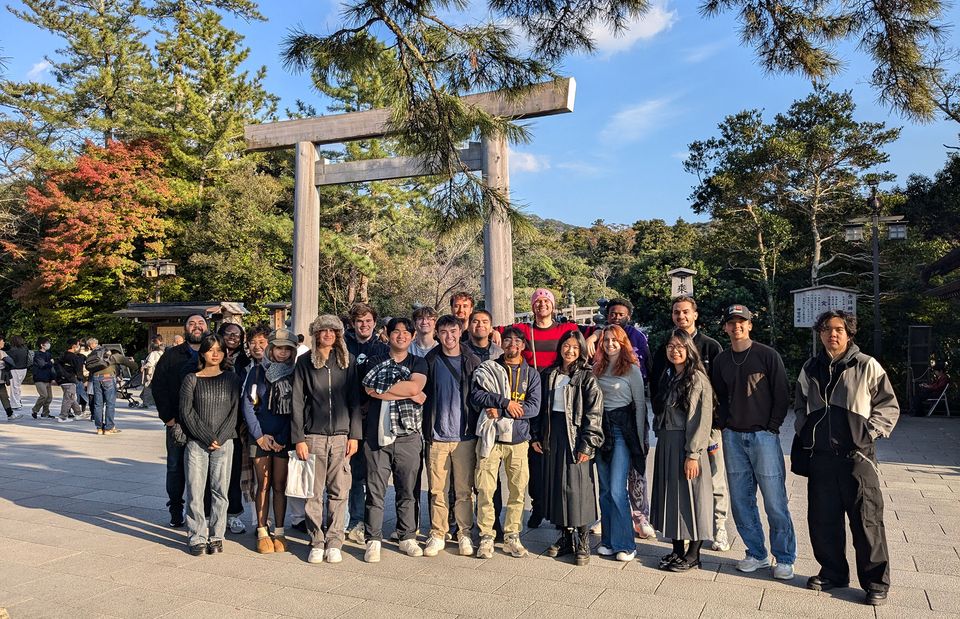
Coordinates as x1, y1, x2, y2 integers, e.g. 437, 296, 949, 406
12, 140, 172, 301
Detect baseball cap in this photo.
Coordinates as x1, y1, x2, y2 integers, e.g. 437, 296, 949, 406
723, 304, 753, 322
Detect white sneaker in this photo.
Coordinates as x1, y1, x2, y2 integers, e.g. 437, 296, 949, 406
597, 544, 614, 556
423, 536, 445, 557
307, 547, 325, 564
325, 547, 343, 564
503, 535, 528, 558
364, 540, 381, 563
616, 550, 636, 562
711, 528, 731, 552
737, 554, 772, 572
476, 536, 494, 559
399, 538, 423, 557
638, 523, 656, 539
56, 417, 74, 423
458, 537, 474, 556
6, 413, 23, 421
773, 563, 794, 580
347, 523, 365, 544
228, 515, 246, 535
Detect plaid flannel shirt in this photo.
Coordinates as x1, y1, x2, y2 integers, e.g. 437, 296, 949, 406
362, 358, 422, 437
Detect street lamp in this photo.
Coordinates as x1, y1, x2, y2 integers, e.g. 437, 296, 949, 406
844, 181, 907, 360
141, 258, 177, 303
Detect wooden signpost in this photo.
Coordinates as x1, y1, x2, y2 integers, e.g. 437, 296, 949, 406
245, 78, 576, 337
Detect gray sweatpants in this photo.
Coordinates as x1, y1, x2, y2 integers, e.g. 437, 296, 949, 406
59, 383, 82, 419
709, 428, 729, 534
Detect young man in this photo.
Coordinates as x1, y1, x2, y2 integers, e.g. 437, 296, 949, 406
505, 288, 577, 527
650, 296, 730, 551
152, 314, 209, 527
794, 310, 899, 606
585, 298, 651, 376
292, 315, 363, 565
470, 326, 541, 559
361, 317, 428, 562
86, 338, 137, 435
466, 309, 503, 362
409, 305, 439, 357
450, 292, 475, 331
344, 303, 389, 543
56, 338, 85, 422
711, 304, 796, 580
422, 315, 481, 557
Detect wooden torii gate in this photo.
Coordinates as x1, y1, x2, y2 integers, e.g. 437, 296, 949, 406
244, 78, 576, 337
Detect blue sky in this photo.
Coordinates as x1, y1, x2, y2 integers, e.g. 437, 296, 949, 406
3, 0, 958, 227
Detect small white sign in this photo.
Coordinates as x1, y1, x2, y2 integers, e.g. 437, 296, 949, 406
792, 286, 858, 328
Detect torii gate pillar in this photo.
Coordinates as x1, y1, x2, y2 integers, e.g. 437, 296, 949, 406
291, 142, 320, 338
481, 133, 514, 326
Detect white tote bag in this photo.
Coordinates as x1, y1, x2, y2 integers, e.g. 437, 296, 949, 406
285, 451, 316, 499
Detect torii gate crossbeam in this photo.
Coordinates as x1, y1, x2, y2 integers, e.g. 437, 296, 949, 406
244, 78, 576, 337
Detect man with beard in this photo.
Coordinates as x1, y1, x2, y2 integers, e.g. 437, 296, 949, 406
153, 314, 209, 527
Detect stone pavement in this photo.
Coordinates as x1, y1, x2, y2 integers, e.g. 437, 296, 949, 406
1, 386, 960, 618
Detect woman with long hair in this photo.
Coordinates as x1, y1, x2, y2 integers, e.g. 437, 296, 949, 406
179, 333, 242, 556
242, 328, 297, 554
651, 328, 714, 571
593, 325, 647, 561
533, 330, 604, 566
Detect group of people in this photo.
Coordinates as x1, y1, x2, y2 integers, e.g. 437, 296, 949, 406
3, 285, 900, 607
0, 335, 139, 434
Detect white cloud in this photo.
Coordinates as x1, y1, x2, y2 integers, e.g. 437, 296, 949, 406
556, 161, 604, 177
600, 97, 680, 144
591, 0, 678, 57
509, 149, 550, 174
671, 150, 690, 161
27, 60, 51, 79
682, 40, 728, 63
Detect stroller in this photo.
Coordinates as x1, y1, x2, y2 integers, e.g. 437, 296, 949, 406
101, 343, 143, 408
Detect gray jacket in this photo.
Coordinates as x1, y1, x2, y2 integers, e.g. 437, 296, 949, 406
794, 343, 900, 451
653, 369, 713, 459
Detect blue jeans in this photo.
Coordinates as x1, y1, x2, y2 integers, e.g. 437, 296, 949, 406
597, 425, 635, 553
722, 429, 797, 564
91, 375, 117, 430
185, 438, 233, 546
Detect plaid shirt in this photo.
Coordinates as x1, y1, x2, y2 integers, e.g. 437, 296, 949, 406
362, 357, 422, 437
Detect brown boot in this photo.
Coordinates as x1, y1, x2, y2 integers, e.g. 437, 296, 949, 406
256, 534, 274, 554
273, 535, 288, 553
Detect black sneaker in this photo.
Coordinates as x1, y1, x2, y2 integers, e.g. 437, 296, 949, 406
188, 544, 206, 556
169, 514, 185, 528
207, 540, 223, 554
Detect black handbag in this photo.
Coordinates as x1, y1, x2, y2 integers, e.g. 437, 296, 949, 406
790, 435, 811, 477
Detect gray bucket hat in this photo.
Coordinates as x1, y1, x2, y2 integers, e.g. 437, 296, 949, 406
269, 327, 298, 349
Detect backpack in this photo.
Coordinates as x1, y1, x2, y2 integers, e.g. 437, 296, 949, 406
84, 348, 110, 373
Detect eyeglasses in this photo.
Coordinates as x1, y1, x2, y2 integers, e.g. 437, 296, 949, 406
665, 344, 685, 352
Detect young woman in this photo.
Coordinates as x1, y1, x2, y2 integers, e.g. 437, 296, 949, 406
242, 328, 297, 554
533, 331, 604, 566
179, 334, 242, 556
31, 337, 56, 418
651, 329, 714, 572
593, 325, 646, 562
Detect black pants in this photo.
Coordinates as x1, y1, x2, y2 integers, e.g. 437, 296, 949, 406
0, 383, 11, 415
166, 428, 186, 517
808, 450, 890, 592
528, 447, 544, 521
365, 433, 423, 542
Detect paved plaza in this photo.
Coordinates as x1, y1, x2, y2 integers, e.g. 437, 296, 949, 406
1, 386, 959, 618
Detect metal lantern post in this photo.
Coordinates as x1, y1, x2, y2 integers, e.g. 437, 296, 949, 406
844, 182, 908, 361
141, 258, 177, 303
